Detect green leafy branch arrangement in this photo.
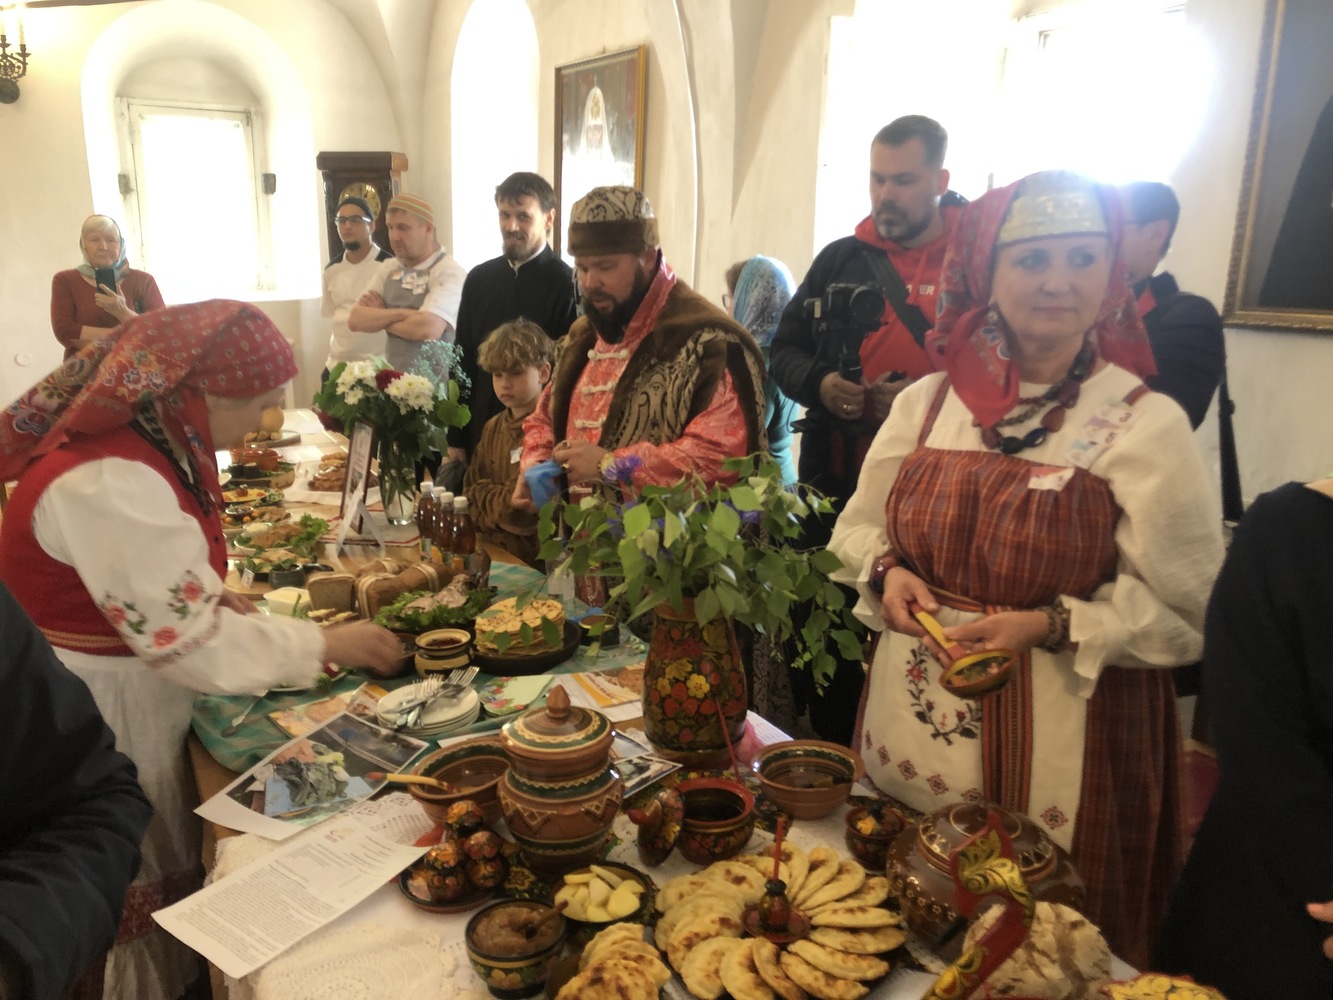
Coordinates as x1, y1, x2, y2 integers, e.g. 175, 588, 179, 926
535, 453, 863, 689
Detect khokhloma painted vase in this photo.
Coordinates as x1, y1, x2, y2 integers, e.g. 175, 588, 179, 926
642, 598, 748, 769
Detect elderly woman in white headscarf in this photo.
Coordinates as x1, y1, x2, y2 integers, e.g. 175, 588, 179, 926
51, 214, 164, 359
728, 255, 800, 485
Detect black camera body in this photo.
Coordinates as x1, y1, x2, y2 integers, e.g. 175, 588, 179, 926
803, 283, 887, 381
804, 283, 886, 330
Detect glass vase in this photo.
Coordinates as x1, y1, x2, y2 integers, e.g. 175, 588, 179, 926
642, 598, 748, 770
377, 436, 417, 526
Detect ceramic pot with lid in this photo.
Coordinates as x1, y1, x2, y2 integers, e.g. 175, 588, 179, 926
497, 685, 622, 875
886, 800, 1085, 959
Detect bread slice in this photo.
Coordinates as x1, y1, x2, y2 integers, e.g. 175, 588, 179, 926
305, 572, 354, 613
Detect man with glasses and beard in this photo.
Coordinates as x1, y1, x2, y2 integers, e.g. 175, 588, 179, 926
319, 196, 392, 382
513, 186, 766, 506
446, 173, 578, 464
770, 115, 965, 746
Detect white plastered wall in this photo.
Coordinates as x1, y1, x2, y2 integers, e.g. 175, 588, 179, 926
0, 0, 1325, 493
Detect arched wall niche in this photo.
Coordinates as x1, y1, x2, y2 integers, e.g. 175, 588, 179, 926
82, 0, 318, 300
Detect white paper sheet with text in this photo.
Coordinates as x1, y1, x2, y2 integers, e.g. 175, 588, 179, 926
154, 816, 427, 979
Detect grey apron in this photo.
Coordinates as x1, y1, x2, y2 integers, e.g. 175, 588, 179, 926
381, 249, 445, 371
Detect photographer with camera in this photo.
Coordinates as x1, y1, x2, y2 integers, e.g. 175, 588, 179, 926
770, 115, 964, 744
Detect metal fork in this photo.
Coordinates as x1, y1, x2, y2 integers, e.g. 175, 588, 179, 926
433, 666, 479, 701
394, 667, 479, 731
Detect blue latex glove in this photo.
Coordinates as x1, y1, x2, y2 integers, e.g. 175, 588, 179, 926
524, 459, 564, 509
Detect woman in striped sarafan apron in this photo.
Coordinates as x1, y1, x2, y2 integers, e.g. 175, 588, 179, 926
828, 171, 1223, 967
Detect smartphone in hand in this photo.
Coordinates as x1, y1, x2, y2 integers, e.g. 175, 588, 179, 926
94, 267, 117, 292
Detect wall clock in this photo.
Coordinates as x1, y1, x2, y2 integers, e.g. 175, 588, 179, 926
315, 152, 408, 262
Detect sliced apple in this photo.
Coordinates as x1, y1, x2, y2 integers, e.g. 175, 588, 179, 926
589, 864, 624, 888
606, 881, 642, 919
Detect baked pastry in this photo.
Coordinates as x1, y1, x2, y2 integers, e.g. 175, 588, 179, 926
961, 901, 1112, 999
657, 842, 905, 996
475, 596, 565, 655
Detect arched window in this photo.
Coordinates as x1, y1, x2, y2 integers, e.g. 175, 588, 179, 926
81, 2, 320, 303
449, 0, 540, 270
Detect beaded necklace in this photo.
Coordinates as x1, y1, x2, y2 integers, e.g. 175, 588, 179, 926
977, 345, 1095, 455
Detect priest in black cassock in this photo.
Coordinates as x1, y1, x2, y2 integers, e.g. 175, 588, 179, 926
446, 172, 577, 461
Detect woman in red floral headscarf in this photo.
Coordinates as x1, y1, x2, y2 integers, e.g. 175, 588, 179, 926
828, 172, 1224, 966
0, 300, 404, 1000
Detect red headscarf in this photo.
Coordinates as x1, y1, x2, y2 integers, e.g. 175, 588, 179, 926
0, 301, 297, 495
926, 173, 1157, 429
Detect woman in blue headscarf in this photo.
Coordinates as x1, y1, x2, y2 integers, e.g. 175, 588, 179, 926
728, 255, 799, 485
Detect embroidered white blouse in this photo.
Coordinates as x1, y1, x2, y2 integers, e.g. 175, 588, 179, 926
33, 456, 326, 693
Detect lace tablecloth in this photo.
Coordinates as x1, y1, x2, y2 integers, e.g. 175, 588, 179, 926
212, 714, 1132, 999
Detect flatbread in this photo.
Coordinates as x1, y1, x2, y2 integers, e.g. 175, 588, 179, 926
555, 956, 659, 1000
752, 937, 808, 1000
792, 846, 842, 907
799, 859, 867, 911
680, 936, 747, 1000
808, 924, 907, 955
591, 939, 669, 980
808, 903, 902, 928
655, 890, 745, 950
787, 939, 890, 981
779, 950, 869, 1000
582, 923, 648, 966
720, 938, 777, 1000
666, 911, 743, 970
808, 875, 890, 913
761, 841, 809, 898
659, 873, 744, 912
702, 860, 768, 904
736, 853, 792, 885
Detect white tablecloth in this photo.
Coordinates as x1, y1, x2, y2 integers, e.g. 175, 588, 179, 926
213, 712, 1133, 999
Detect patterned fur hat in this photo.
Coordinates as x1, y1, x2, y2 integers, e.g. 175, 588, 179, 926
567, 186, 659, 256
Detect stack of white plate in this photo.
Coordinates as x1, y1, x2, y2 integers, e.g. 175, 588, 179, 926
376, 683, 481, 739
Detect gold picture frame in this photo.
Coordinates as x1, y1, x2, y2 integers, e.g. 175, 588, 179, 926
1225, 0, 1333, 331
553, 45, 648, 257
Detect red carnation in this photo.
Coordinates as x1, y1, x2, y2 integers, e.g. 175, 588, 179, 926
375, 369, 404, 391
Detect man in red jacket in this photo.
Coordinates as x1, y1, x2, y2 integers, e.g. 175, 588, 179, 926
770, 115, 964, 745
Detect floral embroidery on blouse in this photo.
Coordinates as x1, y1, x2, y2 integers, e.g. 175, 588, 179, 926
101, 599, 147, 635
167, 570, 209, 619
98, 567, 221, 668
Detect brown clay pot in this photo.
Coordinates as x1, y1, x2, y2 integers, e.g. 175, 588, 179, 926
886, 801, 1085, 959
499, 685, 613, 781
497, 686, 621, 875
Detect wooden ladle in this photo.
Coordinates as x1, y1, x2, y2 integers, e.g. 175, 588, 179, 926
367, 771, 453, 792
908, 601, 1015, 697
521, 900, 567, 939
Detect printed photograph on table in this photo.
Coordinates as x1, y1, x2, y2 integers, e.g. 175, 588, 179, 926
553, 45, 647, 257
205, 712, 427, 838
616, 753, 680, 797
339, 420, 375, 533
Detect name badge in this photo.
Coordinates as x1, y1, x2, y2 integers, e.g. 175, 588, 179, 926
510, 446, 522, 464
1067, 402, 1139, 469
1027, 465, 1075, 491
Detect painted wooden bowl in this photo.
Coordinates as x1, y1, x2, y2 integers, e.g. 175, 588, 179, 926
675, 776, 756, 864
